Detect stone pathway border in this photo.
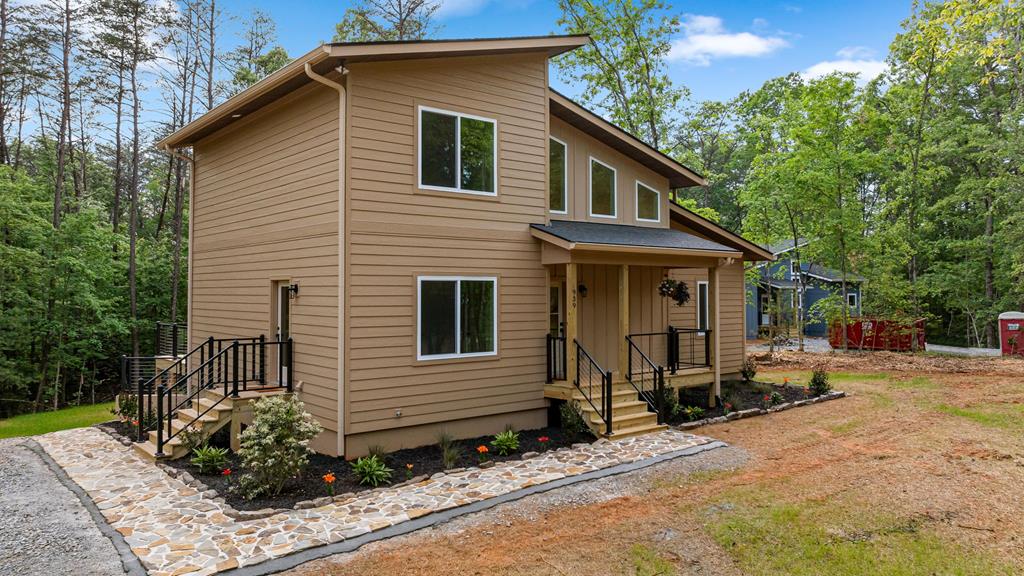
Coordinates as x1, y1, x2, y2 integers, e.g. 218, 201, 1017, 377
37, 427, 718, 576
674, 390, 846, 431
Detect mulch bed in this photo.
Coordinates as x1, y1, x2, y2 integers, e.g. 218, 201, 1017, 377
162, 426, 584, 511
671, 381, 816, 425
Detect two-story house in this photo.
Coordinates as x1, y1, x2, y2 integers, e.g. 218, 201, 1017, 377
152, 35, 772, 459
745, 238, 864, 339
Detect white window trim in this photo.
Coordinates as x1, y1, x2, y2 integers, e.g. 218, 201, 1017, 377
417, 105, 498, 197
588, 156, 617, 219
697, 280, 709, 334
790, 260, 799, 277
635, 179, 661, 223
847, 292, 858, 309
549, 136, 568, 215
416, 276, 498, 361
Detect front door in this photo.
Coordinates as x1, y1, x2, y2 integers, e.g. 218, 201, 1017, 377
275, 282, 291, 385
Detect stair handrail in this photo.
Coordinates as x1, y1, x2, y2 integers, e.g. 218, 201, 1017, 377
127, 337, 213, 442
573, 339, 612, 436
625, 334, 666, 424
155, 342, 237, 457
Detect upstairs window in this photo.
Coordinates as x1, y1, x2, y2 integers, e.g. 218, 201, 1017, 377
418, 277, 497, 360
635, 181, 660, 222
419, 107, 496, 195
589, 157, 616, 218
549, 137, 567, 213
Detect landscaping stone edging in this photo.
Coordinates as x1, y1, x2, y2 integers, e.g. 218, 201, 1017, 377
673, 391, 847, 431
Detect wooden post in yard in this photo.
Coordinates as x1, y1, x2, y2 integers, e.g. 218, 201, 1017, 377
618, 264, 630, 379
566, 263, 579, 387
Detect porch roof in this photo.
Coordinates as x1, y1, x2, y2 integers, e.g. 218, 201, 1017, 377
531, 220, 742, 258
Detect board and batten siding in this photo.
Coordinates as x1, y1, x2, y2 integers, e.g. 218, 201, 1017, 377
343, 54, 551, 452
191, 82, 340, 453
666, 264, 745, 377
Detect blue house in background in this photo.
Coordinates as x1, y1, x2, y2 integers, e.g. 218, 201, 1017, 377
745, 239, 865, 339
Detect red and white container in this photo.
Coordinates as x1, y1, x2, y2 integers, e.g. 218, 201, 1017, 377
999, 312, 1024, 357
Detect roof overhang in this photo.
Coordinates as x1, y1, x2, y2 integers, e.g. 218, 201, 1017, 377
548, 89, 705, 189
669, 203, 774, 262
159, 35, 591, 149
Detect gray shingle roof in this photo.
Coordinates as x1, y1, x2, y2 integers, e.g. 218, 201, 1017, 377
531, 220, 739, 253
806, 263, 865, 283
768, 237, 810, 255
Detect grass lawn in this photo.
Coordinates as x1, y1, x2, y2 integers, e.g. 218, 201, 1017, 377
0, 402, 115, 439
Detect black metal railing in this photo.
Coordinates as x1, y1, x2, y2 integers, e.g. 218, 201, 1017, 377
545, 333, 567, 383
668, 326, 712, 372
155, 322, 188, 356
625, 335, 666, 424
573, 339, 612, 436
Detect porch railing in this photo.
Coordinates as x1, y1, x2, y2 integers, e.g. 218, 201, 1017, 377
574, 339, 612, 436
628, 326, 712, 375
155, 322, 188, 357
545, 332, 567, 383
625, 335, 666, 424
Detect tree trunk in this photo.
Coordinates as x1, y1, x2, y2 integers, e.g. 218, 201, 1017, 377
984, 191, 996, 348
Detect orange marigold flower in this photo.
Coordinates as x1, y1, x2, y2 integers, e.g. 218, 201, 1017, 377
783, 377, 790, 383
323, 472, 336, 484
477, 445, 489, 454
406, 463, 414, 470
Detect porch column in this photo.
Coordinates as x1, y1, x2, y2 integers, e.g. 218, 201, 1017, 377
709, 265, 721, 406
618, 264, 630, 378
566, 262, 579, 386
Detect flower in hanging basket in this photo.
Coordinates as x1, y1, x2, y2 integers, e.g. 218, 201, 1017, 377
658, 278, 691, 307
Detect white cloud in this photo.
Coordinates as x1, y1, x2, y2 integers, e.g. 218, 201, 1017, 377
669, 15, 788, 66
804, 47, 887, 82
435, 0, 490, 19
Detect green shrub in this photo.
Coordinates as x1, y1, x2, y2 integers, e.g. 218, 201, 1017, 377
178, 425, 205, 455
191, 445, 229, 474
367, 444, 386, 460
657, 387, 681, 420
559, 400, 591, 440
723, 391, 743, 413
490, 429, 519, 456
236, 395, 322, 499
682, 405, 705, 422
810, 369, 832, 396
741, 357, 757, 382
437, 432, 460, 469
351, 455, 392, 487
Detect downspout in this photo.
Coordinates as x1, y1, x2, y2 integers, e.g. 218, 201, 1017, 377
162, 145, 195, 393
304, 62, 347, 458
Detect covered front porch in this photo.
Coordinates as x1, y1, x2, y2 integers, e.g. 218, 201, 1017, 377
531, 221, 743, 438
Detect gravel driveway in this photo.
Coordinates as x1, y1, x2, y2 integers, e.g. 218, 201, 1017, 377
0, 438, 125, 575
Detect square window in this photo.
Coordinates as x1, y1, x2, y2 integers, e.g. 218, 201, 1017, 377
589, 158, 616, 218
419, 107, 496, 195
418, 277, 497, 359
549, 138, 567, 213
636, 181, 660, 222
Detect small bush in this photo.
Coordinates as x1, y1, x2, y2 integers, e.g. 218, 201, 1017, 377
682, 405, 705, 422
351, 455, 392, 487
762, 391, 785, 408
178, 425, 205, 455
810, 369, 832, 396
191, 445, 229, 474
367, 444, 386, 460
491, 429, 519, 456
741, 357, 757, 382
723, 391, 743, 413
656, 387, 681, 420
236, 395, 323, 499
436, 431, 461, 469
559, 400, 591, 440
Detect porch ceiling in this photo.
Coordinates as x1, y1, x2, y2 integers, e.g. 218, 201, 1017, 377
531, 220, 742, 262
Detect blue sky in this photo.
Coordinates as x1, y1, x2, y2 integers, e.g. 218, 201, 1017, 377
218, 0, 911, 103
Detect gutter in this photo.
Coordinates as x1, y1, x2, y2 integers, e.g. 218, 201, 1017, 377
304, 63, 348, 458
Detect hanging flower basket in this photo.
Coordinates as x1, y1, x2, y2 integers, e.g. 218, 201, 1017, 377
658, 278, 691, 307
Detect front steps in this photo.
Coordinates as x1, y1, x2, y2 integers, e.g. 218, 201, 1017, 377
559, 379, 668, 439
133, 390, 236, 461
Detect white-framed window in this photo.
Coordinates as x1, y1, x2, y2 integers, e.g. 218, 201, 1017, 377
418, 106, 497, 196
417, 276, 497, 360
697, 280, 709, 333
549, 137, 567, 214
635, 180, 660, 222
588, 157, 617, 218
847, 292, 858, 309
790, 260, 799, 277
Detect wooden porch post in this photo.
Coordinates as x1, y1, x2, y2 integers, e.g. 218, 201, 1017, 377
566, 262, 578, 386
618, 264, 630, 379
709, 265, 721, 406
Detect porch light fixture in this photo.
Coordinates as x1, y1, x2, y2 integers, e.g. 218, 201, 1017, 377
287, 283, 299, 299
578, 284, 588, 298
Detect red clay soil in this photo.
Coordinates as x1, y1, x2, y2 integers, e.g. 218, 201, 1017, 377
286, 353, 1024, 575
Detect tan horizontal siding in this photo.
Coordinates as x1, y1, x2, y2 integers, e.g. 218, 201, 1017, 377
345, 54, 550, 436
191, 81, 339, 432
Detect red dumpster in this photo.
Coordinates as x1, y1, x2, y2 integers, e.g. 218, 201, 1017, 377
999, 312, 1024, 357
829, 317, 926, 352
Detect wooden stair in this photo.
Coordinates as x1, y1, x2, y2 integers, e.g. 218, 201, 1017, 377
133, 390, 236, 461
560, 379, 667, 439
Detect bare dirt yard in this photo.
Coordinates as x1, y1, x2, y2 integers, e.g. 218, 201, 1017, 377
287, 352, 1024, 576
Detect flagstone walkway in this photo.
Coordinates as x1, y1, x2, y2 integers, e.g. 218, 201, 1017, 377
37, 427, 714, 576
